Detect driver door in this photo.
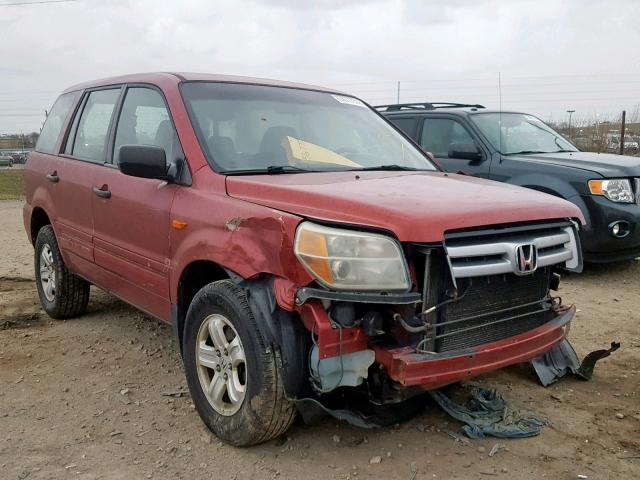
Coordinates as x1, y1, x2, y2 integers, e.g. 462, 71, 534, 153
91, 86, 182, 320
418, 117, 490, 178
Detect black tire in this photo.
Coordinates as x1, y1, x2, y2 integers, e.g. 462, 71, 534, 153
34, 225, 90, 319
183, 280, 296, 446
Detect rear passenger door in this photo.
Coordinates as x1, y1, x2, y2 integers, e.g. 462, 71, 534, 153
90, 86, 182, 320
56, 87, 122, 266
418, 117, 491, 178
28, 90, 81, 256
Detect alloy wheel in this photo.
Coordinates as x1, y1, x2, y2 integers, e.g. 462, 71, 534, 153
39, 243, 56, 302
196, 314, 247, 415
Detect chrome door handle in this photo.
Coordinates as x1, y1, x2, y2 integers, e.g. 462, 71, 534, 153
46, 172, 59, 183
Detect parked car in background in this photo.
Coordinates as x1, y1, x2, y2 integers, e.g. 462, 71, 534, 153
623, 139, 639, 154
11, 153, 29, 164
0, 155, 14, 167
25, 74, 583, 446
379, 103, 640, 262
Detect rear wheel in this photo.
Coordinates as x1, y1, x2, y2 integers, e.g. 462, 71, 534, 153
183, 280, 296, 446
34, 225, 90, 319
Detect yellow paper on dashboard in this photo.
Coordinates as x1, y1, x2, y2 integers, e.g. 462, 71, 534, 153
282, 136, 362, 168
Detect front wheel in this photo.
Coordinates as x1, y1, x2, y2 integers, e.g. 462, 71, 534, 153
34, 225, 90, 319
183, 280, 296, 446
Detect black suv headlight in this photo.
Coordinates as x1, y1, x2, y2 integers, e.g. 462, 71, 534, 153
588, 179, 635, 203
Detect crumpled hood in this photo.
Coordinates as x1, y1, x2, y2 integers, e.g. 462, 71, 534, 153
226, 171, 584, 242
509, 151, 640, 178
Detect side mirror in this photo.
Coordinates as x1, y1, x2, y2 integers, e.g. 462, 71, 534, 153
420, 149, 443, 170
448, 143, 483, 161
118, 145, 169, 180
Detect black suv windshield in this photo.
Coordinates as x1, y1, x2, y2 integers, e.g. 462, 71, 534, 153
181, 82, 436, 174
470, 112, 578, 155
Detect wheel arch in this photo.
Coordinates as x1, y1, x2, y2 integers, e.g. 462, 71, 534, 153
174, 266, 311, 399
30, 207, 52, 245
174, 260, 231, 353
522, 184, 561, 196
506, 174, 591, 226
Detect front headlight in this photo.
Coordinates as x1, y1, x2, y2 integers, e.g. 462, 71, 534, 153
588, 179, 635, 203
294, 222, 411, 291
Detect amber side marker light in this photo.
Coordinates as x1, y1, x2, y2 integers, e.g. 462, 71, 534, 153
588, 180, 604, 195
172, 220, 188, 230
296, 227, 334, 284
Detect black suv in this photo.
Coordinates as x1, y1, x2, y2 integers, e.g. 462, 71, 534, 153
379, 102, 640, 262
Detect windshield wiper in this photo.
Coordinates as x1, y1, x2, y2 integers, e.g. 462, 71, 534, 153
504, 150, 547, 155
224, 164, 424, 175
265, 165, 312, 174
223, 165, 314, 175
352, 164, 421, 171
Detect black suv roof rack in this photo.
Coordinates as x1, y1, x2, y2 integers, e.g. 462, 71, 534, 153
374, 102, 486, 112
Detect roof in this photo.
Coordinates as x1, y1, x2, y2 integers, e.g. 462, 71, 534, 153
378, 104, 528, 117
375, 102, 486, 112
63, 72, 343, 95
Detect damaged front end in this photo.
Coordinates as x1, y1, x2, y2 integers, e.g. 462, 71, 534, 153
272, 219, 584, 422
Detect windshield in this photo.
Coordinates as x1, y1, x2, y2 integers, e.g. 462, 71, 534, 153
181, 82, 435, 173
470, 112, 578, 155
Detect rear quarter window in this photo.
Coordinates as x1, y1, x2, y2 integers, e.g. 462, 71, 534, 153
388, 117, 418, 138
35, 91, 81, 154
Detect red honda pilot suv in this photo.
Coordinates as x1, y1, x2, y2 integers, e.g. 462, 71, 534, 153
24, 73, 584, 446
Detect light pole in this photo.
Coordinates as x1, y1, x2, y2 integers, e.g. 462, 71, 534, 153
566, 109, 575, 141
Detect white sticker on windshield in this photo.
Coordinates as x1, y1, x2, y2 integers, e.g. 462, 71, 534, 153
332, 94, 367, 108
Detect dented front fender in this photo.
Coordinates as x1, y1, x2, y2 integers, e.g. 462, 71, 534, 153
168, 171, 313, 305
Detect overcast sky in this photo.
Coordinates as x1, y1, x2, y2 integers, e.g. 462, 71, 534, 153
1, 0, 639, 133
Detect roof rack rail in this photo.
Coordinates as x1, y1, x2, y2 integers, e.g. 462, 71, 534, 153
374, 102, 486, 112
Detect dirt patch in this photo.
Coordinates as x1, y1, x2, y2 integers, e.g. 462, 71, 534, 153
1, 200, 639, 479
0, 277, 44, 329
1, 313, 42, 330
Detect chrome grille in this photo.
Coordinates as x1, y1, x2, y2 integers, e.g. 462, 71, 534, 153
444, 222, 580, 279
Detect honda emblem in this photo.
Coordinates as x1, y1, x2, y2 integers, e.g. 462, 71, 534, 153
515, 244, 538, 275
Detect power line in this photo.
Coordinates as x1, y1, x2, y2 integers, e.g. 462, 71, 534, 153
0, 0, 76, 6
0, 113, 44, 117
325, 72, 640, 87
0, 90, 59, 96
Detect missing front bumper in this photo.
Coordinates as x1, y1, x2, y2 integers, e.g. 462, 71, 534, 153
373, 305, 575, 390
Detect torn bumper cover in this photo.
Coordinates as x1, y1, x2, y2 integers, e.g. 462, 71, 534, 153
531, 338, 620, 386
373, 306, 575, 390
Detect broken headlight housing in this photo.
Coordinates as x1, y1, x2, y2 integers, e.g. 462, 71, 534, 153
588, 179, 635, 203
294, 222, 410, 291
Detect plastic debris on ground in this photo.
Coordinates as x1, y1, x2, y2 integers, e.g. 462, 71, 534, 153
429, 388, 548, 439
531, 339, 620, 387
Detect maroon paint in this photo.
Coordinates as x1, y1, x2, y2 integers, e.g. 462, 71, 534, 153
226, 171, 585, 242
91, 167, 178, 319
299, 301, 369, 359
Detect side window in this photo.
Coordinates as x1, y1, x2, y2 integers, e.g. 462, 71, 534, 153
71, 89, 121, 163
35, 91, 81, 154
420, 118, 475, 157
113, 87, 180, 165
389, 117, 418, 139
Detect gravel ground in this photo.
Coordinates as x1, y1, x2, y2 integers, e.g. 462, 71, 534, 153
1, 199, 639, 479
